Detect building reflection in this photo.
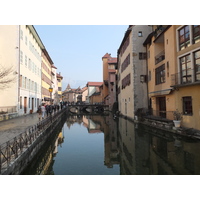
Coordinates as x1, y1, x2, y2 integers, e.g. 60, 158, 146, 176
22, 114, 200, 175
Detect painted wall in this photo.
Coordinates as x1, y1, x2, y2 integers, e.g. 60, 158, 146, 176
0, 25, 19, 112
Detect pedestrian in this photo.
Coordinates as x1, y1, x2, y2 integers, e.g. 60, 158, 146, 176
37, 105, 42, 121
41, 103, 46, 119
46, 105, 50, 117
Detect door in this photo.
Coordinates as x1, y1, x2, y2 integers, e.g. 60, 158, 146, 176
158, 97, 166, 118
24, 97, 27, 114
32, 98, 34, 112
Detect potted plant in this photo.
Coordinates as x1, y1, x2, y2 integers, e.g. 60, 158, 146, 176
173, 109, 182, 128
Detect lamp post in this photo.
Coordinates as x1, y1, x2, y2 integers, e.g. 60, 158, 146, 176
49, 86, 53, 105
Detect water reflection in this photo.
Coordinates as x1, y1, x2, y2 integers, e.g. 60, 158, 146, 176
21, 113, 200, 175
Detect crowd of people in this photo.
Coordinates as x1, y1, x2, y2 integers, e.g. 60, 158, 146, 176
37, 102, 65, 121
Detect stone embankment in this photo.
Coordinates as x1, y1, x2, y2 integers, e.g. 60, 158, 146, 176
0, 108, 67, 175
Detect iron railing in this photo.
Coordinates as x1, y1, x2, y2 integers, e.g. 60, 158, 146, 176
171, 68, 200, 86
155, 50, 165, 65
136, 108, 174, 121
0, 108, 66, 174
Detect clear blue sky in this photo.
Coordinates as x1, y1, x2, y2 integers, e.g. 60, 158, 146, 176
34, 25, 128, 90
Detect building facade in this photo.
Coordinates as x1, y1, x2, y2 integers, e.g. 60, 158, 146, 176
172, 25, 200, 130
117, 25, 152, 120
144, 25, 177, 120
57, 73, 63, 103
102, 53, 118, 110
0, 25, 63, 119
41, 49, 54, 104
87, 82, 103, 103
0, 25, 19, 116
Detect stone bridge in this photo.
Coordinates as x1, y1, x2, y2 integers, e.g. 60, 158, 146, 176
67, 104, 109, 113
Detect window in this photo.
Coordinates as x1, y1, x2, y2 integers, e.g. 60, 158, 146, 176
25, 55, 27, 66
20, 96, 22, 109
20, 51, 23, 64
58, 87, 62, 91
28, 58, 31, 70
121, 54, 130, 72
20, 30, 23, 40
155, 64, 165, 85
179, 26, 190, 50
148, 71, 151, 81
183, 96, 193, 115
139, 52, 147, 60
193, 25, 200, 44
180, 55, 192, 84
138, 31, 142, 37
25, 36, 27, 45
122, 73, 131, 89
194, 50, 200, 81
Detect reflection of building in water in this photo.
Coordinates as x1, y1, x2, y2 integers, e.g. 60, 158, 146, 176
82, 115, 89, 128
149, 134, 200, 175
88, 119, 101, 133
53, 131, 64, 155
88, 114, 120, 168
65, 115, 83, 129
135, 124, 200, 175
119, 117, 136, 174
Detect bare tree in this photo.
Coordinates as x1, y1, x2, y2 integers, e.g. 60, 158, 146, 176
0, 65, 17, 90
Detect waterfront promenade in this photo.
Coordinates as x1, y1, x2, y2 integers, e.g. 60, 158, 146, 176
0, 113, 39, 145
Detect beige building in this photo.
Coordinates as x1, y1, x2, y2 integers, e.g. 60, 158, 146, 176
62, 84, 88, 103
117, 25, 152, 120
57, 73, 63, 102
0, 25, 44, 117
0, 25, 19, 117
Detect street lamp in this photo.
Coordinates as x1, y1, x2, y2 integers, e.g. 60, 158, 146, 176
49, 86, 53, 105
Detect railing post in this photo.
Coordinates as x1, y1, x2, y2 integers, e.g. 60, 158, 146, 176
6, 141, 10, 167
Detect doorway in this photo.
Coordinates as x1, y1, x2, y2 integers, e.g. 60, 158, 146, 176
24, 97, 27, 114
158, 97, 166, 118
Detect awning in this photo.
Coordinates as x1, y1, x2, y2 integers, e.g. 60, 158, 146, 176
149, 89, 172, 97
44, 97, 51, 101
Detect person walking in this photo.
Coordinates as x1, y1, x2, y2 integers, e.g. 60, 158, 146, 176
37, 105, 42, 121
46, 105, 50, 117
41, 103, 46, 119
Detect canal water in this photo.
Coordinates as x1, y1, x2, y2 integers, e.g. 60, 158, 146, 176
22, 113, 200, 175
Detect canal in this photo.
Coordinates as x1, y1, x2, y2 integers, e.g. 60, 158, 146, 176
21, 113, 200, 175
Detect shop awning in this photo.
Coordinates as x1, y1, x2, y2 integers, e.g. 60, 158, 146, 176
149, 89, 172, 97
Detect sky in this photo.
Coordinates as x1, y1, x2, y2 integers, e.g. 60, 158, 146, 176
34, 25, 128, 90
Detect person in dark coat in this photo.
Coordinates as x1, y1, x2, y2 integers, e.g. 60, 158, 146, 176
46, 105, 50, 117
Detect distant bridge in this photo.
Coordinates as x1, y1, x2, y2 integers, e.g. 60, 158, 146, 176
67, 104, 109, 114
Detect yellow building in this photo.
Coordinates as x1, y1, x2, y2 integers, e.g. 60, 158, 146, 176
172, 25, 200, 130
56, 73, 63, 102
144, 25, 177, 120
41, 49, 53, 104
144, 25, 200, 130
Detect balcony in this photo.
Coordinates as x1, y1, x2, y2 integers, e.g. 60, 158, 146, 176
171, 68, 200, 87
155, 50, 165, 65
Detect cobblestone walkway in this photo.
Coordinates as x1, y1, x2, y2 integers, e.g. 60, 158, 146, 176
0, 113, 40, 145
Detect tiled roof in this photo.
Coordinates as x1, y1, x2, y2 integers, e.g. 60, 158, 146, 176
56, 73, 63, 79
87, 82, 103, 87
108, 57, 117, 64
102, 53, 111, 59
